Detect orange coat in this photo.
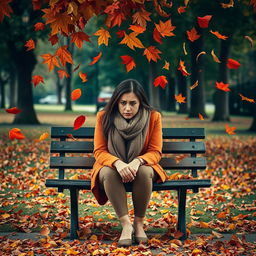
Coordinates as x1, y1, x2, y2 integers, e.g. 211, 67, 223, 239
91, 110, 168, 205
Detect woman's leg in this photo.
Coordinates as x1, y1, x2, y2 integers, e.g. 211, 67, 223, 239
98, 166, 133, 242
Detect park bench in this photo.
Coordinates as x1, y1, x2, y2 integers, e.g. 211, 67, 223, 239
45, 126, 211, 240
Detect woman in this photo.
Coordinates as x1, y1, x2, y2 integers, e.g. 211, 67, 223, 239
91, 79, 168, 246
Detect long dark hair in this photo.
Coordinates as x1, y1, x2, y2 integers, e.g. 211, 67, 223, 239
101, 79, 154, 138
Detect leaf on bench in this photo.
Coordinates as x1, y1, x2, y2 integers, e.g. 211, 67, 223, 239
168, 172, 193, 180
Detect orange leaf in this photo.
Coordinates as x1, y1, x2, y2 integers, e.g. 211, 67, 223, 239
178, 60, 190, 76
40, 53, 60, 72
9, 128, 25, 140
199, 221, 209, 228
162, 61, 170, 70
71, 89, 82, 101
183, 42, 187, 55
173, 230, 183, 239
129, 25, 146, 33
177, 6, 186, 14
89, 52, 102, 65
217, 211, 227, 219
244, 35, 254, 47
196, 51, 206, 62
56, 45, 74, 66
40, 226, 50, 236
94, 28, 111, 46
25, 39, 35, 51
32, 75, 44, 87
34, 22, 45, 31
221, 0, 234, 8
38, 132, 49, 141
210, 30, 228, 40
73, 115, 86, 130
132, 9, 151, 27
153, 27, 162, 44
66, 248, 79, 255
198, 113, 204, 120
143, 46, 162, 62
71, 31, 90, 48
0, 0, 13, 22
187, 27, 201, 42
225, 124, 236, 135
155, 19, 176, 37
79, 72, 87, 83
197, 15, 212, 28
58, 69, 70, 79
120, 55, 136, 72
153, 75, 167, 89
175, 93, 186, 103
5, 107, 22, 114
239, 93, 255, 103
227, 58, 240, 69
190, 80, 198, 90
216, 81, 230, 92
211, 49, 221, 63
119, 32, 145, 50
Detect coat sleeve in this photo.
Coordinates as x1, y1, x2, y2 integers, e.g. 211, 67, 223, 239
93, 111, 120, 168
138, 112, 162, 165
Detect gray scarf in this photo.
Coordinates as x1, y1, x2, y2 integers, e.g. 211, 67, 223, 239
108, 108, 150, 163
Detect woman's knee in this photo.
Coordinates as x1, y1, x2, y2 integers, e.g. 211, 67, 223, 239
99, 166, 120, 183
136, 165, 154, 180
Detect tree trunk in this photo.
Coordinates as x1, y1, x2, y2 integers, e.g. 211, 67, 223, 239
148, 61, 160, 110
212, 38, 232, 121
176, 70, 188, 114
9, 72, 16, 108
188, 27, 207, 118
55, 68, 63, 104
0, 77, 5, 108
13, 49, 39, 124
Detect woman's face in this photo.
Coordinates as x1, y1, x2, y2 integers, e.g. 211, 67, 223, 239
118, 92, 140, 120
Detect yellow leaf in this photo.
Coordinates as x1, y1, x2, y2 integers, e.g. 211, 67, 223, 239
2, 213, 10, 219
119, 32, 145, 50
94, 28, 111, 46
90, 234, 98, 240
39, 132, 49, 141
66, 248, 79, 255
221, 184, 230, 190
67, 2, 78, 16
211, 49, 221, 63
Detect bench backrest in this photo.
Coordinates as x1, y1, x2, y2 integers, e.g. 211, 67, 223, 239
50, 127, 206, 180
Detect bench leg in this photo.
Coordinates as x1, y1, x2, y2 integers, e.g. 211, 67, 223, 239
58, 169, 65, 193
70, 189, 79, 239
177, 188, 187, 240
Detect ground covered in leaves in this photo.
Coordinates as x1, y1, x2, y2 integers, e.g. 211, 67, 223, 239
0, 128, 255, 255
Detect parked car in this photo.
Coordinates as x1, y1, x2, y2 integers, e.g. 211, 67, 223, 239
39, 95, 66, 104
96, 90, 113, 112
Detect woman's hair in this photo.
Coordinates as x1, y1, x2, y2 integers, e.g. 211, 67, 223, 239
101, 79, 154, 138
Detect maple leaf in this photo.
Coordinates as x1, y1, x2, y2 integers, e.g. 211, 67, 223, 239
9, 128, 25, 140
153, 76, 167, 89
177, 6, 186, 14
132, 8, 151, 27
225, 124, 236, 135
56, 45, 74, 66
187, 27, 201, 42
116, 30, 126, 38
74, 115, 86, 130
32, 75, 44, 87
106, 12, 126, 28
40, 53, 60, 72
94, 28, 111, 46
197, 15, 212, 28
155, 19, 176, 37
143, 46, 162, 62
216, 81, 230, 92
175, 93, 186, 103
89, 52, 102, 65
25, 39, 35, 51
79, 72, 87, 83
119, 32, 145, 50
227, 58, 240, 69
153, 27, 162, 44
120, 55, 136, 72
34, 22, 45, 31
178, 60, 190, 76
71, 89, 82, 101
57, 69, 70, 79
211, 49, 221, 63
210, 30, 228, 40
5, 107, 22, 114
0, 0, 13, 22
48, 34, 58, 45
238, 93, 255, 103
129, 25, 146, 34
42, 8, 73, 35
67, 1, 78, 16
163, 61, 170, 70
71, 32, 91, 48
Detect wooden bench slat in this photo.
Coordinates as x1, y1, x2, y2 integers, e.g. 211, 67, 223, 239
51, 127, 205, 139
45, 178, 211, 192
50, 156, 206, 169
51, 141, 206, 154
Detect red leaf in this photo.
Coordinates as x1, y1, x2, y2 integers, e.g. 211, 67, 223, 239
227, 58, 241, 69
120, 55, 136, 72
89, 52, 102, 65
116, 30, 126, 38
32, 75, 44, 87
153, 76, 167, 89
57, 69, 70, 79
9, 128, 25, 140
216, 81, 230, 92
187, 27, 201, 42
34, 22, 45, 31
5, 107, 22, 114
143, 46, 162, 62
0, 0, 13, 22
74, 115, 86, 130
71, 89, 82, 101
153, 27, 163, 44
49, 35, 58, 45
178, 60, 190, 76
25, 39, 35, 51
177, 6, 186, 14
197, 15, 212, 28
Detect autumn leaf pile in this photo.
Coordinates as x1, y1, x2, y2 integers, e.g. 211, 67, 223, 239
0, 131, 255, 255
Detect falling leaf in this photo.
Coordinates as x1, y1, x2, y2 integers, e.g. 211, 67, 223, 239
198, 113, 204, 120
153, 75, 167, 89
40, 53, 60, 72
216, 81, 230, 92
71, 89, 82, 101
175, 93, 186, 103
74, 115, 86, 130
67, 1, 78, 15
211, 49, 221, 63
187, 27, 201, 42
120, 55, 136, 72
73, 64, 81, 72
34, 22, 45, 31
5, 107, 22, 114
155, 19, 176, 38
32, 75, 44, 87
89, 52, 102, 65
196, 51, 206, 62
227, 58, 241, 69
225, 124, 236, 135
58, 69, 70, 79
71, 31, 91, 48
132, 8, 151, 28
244, 35, 254, 47
94, 28, 111, 46
128, 24, 146, 33
153, 27, 162, 44
116, 30, 126, 38
239, 93, 255, 103
190, 80, 198, 90
221, 0, 234, 8
178, 60, 190, 76
67, 134, 78, 141
210, 30, 228, 40
162, 61, 170, 70
143, 46, 162, 62
25, 39, 35, 51
56, 45, 74, 66
0, 0, 13, 22
177, 6, 186, 14
9, 128, 25, 140
49, 34, 58, 45
183, 42, 187, 55
79, 72, 87, 83
197, 15, 212, 28
119, 32, 145, 50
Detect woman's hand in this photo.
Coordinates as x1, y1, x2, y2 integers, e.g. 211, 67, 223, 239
127, 158, 141, 174
114, 160, 137, 183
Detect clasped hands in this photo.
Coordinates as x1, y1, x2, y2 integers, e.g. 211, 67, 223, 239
114, 158, 142, 183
